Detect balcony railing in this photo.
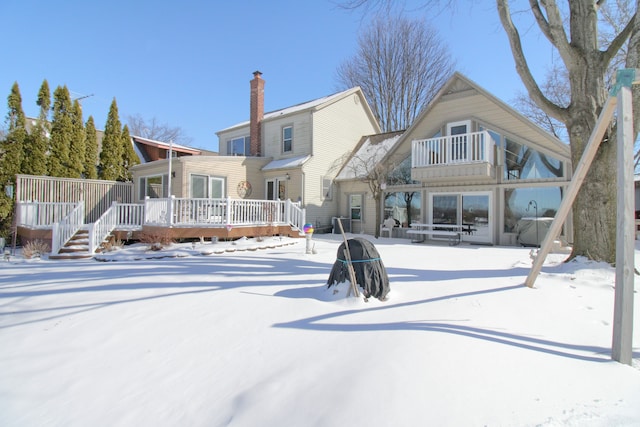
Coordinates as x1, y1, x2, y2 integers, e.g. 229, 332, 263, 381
412, 130, 495, 168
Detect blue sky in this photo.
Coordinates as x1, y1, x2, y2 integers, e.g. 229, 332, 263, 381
1, 0, 551, 152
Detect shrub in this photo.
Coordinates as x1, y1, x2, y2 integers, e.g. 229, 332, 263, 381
138, 230, 174, 251
101, 237, 124, 252
23, 240, 50, 259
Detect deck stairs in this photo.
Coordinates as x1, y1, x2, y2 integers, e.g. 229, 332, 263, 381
48, 228, 103, 260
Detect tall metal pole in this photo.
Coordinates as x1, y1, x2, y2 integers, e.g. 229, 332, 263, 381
167, 139, 173, 197
166, 140, 174, 226
612, 82, 635, 365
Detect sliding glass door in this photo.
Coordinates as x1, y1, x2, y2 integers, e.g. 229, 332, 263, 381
430, 192, 492, 244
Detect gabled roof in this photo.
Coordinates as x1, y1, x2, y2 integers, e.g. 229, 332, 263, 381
335, 131, 404, 180
217, 87, 379, 134
396, 72, 570, 158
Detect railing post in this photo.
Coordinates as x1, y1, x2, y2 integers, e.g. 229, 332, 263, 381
285, 199, 291, 224
144, 197, 150, 224
88, 222, 95, 254
226, 196, 232, 226
51, 222, 60, 254
168, 196, 174, 226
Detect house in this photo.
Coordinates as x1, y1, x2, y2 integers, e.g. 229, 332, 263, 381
13, 71, 573, 258
130, 71, 381, 230
335, 72, 573, 246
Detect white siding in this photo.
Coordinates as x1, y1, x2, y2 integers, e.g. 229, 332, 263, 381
305, 91, 379, 226
131, 156, 270, 201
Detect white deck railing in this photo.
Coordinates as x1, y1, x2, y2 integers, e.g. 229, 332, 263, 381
51, 202, 84, 254
412, 130, 495, 168
16, 174, 133, 223
20, 197, 306, 255
144, 197, 305, 230
16, 201, 79, 227
87, 202, 145, 254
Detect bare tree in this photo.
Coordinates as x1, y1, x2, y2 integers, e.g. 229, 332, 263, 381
126, 114, 193, 146
336, 15, 455, 132
497, 0, 639, 263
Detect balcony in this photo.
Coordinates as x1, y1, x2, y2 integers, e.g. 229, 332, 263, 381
411, 130, 497, 183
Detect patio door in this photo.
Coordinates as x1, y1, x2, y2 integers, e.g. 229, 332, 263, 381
266, 178, 287, 200
430, 192, 492, 244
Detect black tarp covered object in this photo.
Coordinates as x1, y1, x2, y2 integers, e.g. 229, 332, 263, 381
327, 237, 390, 300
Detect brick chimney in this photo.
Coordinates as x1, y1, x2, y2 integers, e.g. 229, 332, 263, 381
249, 71, 264, 156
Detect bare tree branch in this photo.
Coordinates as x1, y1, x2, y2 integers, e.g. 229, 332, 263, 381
336, 14, 455, 131
497, 0, 569, 122
126, 114, 193, 146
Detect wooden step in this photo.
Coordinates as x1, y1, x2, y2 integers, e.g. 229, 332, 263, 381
51, 229, 94, 260
49, 253, 93, 260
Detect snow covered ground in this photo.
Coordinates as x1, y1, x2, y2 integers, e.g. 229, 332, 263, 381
0, 234, 639, 426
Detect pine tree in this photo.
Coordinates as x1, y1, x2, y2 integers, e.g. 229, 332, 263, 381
22, 79, 49, 176
1, 82, 26, 184
98, 98, 123, 181
0, 82, 26, 239
68, 100, 85, 178
83, 116, 98, 179
48, 85, 73, 177
120, 124, 139, 181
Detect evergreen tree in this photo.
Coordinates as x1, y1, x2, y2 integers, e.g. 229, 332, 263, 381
98, 98, 123, 181
22, 79, 49, 176
0, 82, 26, 184
0, 82, 27, 239
120, 124, 139, 181
83, 116, 98, 179
68, 100, 85, 178
48, 85, 73, 177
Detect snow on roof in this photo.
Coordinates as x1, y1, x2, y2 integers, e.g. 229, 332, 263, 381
336, 132, 403, 180
131, 135, 200, 153
262, 155, 311, 171
218, 88, 359, 133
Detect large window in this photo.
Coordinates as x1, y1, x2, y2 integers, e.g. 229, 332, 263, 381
139, 175, 168, 200
191, 174, 224, 198
503, 186, 562, 232
504, 138, 564, 180
227, 136, 251, 156
384, 191, 421, 227
387, 155, 417, 185
282, 126, 293, 153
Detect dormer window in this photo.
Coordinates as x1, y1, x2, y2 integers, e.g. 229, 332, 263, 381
282, 126, 293, 153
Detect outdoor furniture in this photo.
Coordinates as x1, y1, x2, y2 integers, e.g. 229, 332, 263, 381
406, 222, 467, 245
380, 217, 396, 238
